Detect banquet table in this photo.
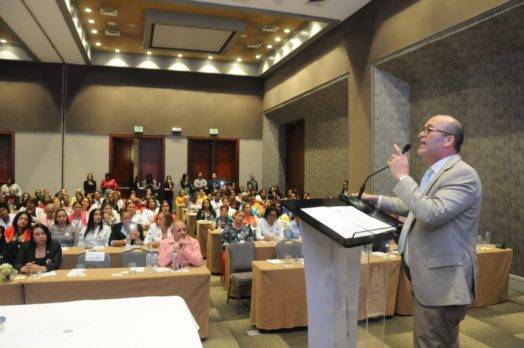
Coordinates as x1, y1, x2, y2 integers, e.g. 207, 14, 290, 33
250, 253, 402, 330
395, 245, 513, 315
196, 220, 213, 258
61, 246, 159, 269
0, 266, 210, 338
0, 296, 202, 348
224, 241, 277, 296
207, 229, 222, 274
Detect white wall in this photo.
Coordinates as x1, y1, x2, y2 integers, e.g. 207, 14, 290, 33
63, 134, 109, 193
239, 139, 262, 189
15, 132, 62, 194
165, 137, 188, 193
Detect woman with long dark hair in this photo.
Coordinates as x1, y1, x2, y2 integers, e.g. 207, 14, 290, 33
163, 175, 174, 208
84, 173, 97, 195
196, 198, 216, 221
16, 223, 62, 274
50, 208, 75, 247
78, 208, 110, 247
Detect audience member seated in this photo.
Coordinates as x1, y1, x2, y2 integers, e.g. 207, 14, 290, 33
5, 211, 32, 244
68, 201, 87, 230
155, 200, 176, 224
125, 201, 149, 227
109, 209, 144, 247
216, 206, 233, 230
34, 189, 43, 206
40, 193, 53, 208
78, 208, 111, 247
19, 192, 30, 209
100, 172, 118, 195
62, 194, 72, 214
91, 190, 104, 210
242, 203, 257, 228
80, 196, 91, 212
257, 207, 284, 241
196, 188, 207, 205
197, 199, 217, 221
210, 193, 222, 215
142, 198, 159, 224
6, 188, 19, 210
101, 202, 120, 227
144, 173, 160, 195
16, 223, 62, 274
175, 190, 187, 207
50, 208, 75, 247
38, 204, 56, 228
193, 172, 207, 192
188, 195, 201, 214
221, 197, 236, 217
145, 211, 172, 248
52, 197, 62, 211
221, 211, 253, 248
83, 173, 97, 195
158, 221, 203, 268
104, 192, 118, 211
113, 191, 125, 211
207, 173, 220, 193
1, 178, 21, 197
284, 216, 302, 240
0, 203, 14, 229
20, 198, 44, 219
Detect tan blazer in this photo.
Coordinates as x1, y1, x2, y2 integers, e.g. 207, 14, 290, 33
381, 155, 482, 306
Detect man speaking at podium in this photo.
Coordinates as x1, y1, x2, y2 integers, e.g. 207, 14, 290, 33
361, 115, 482, 347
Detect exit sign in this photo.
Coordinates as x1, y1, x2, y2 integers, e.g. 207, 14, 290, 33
209, 128, 219, 135
134, 126, 144, 133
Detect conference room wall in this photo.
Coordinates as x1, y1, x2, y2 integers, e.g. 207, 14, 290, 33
239, 139, 263, 189
262, 0, 508, 188
14, 132, 62, 195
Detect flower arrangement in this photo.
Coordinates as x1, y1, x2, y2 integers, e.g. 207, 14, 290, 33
0, 263, 14, 282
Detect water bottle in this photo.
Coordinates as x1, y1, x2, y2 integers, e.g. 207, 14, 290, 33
171, 249, 179, 271
152, 253, 158, 267
476, 235, 483, 244
78, 238, 85, 251
484, 231, 491, 245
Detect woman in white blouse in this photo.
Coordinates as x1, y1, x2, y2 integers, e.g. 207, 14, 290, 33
256, 206, 283, 241
142, 198, 159, 224
78, 208, 111, 247
144, 212, 172, 248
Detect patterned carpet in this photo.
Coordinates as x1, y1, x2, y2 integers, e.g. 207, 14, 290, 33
202, 272, 524, 348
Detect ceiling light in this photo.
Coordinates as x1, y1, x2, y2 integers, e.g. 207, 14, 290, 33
284, 28, 290, 34
84, 8, 92, 13
0, 39, 6, 44
95, 42, 101, 47
208, 55, 213, 60
177, 53, 183, 58
255, 54, 261, 59
88, 19, 95, 24
275, 37, 281, 42
267, 44, 273, 49
91, 29, 98, 34
146, 51, 152, 55
236, 58, 242, 62
115, 48, 120, 53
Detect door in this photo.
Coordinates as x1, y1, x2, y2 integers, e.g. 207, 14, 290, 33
0, 133, 14, 185
139, 137, 165, 184
285, 121, 305, 197
187, 138, 239, 185
110, 137, 134, 195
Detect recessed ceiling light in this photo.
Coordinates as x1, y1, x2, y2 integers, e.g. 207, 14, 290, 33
146, 51, 152, 55
275, 37, 281, 42
208, 55, 213, 60
95, 42, 101, 47
284, 28, 290, 34
115, 48, 120, 53
266, 44, 273, 49
0, 39, 6, 44
84, 8, 92, 13
88, 19, 95, 24
177, 53, 183, 57
255, 54, 261, 59
91, 29, 98, 34
236, 58, 242, 62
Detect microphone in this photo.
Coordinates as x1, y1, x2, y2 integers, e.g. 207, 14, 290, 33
357, 144, 411, 200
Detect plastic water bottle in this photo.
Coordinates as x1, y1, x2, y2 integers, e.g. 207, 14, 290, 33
484, 231, 491, 245
0, 315, 6, 332
171, 249, 179, 271
78, 238, 85, 251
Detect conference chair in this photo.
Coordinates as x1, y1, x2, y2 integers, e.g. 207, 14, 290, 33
275, 240, 303, 259
226, 241, 255, 307
122, 248, 150, 267
76, 252, 111, 268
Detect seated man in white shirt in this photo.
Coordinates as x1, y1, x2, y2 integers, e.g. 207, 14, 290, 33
193, 172, 207, 191
126, 201, 150, 228
0, 203, 14, 229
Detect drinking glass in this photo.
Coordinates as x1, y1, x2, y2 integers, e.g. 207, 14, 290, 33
128, 262, 137, 273
75, 263, 85, 270
29, 268, 39, 279
284, 254, 292, 266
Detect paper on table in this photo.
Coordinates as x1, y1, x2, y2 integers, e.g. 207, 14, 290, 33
153, 267, 171, 273
85, 252, 105, 262
130, 267, 145, 273
267, 259, 283, 264
61, 247, 69, 251
372, 251, 387, 257
301, 205, 396, 239
67, 269, 86, 277
39, 271, 58, 277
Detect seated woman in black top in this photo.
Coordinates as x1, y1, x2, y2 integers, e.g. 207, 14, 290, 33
16, 223, 62, 274
196, 199, 217, 221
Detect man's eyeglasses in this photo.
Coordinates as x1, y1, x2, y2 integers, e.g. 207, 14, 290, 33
419, 126, 453, 137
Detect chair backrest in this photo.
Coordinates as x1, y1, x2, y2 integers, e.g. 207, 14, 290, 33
227, 241, 255, 273
122, 248, 150, 267
76, 252, 111, 268
276, 240, 303, 259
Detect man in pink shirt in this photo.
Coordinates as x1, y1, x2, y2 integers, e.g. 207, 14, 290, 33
158, 221, 203, 268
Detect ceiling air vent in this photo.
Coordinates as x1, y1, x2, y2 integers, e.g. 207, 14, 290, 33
105, 28, 120, 37
100, 8, 118, 17
246, 42, 261, 49
262, 25, 279, 33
